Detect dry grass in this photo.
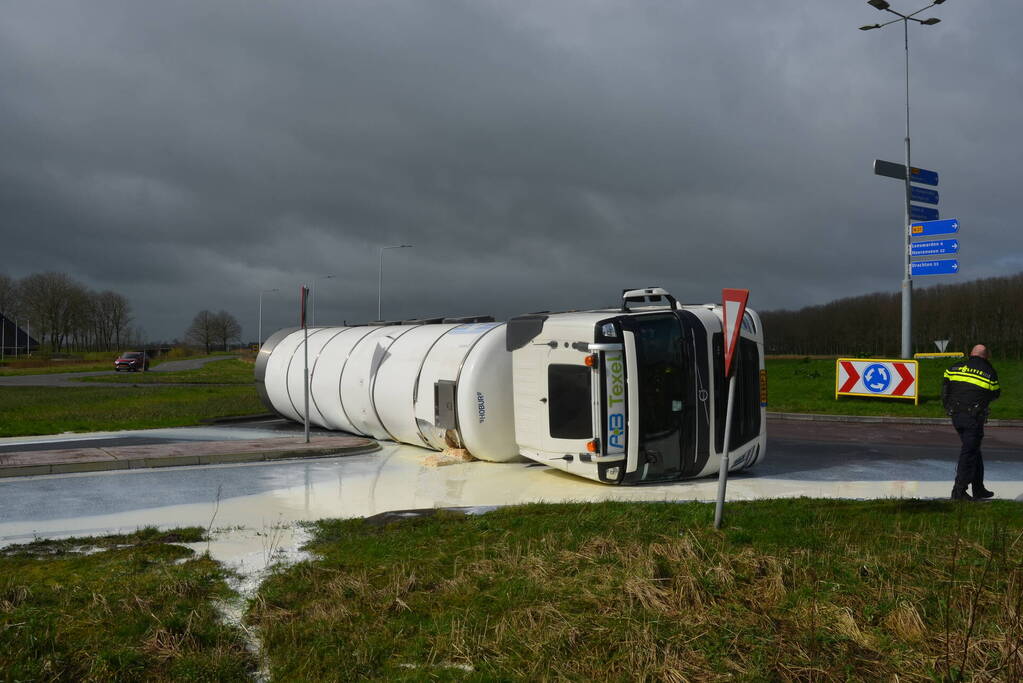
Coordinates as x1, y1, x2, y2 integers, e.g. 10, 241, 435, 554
250, 500, 1023, 681
0, 527, 256, 681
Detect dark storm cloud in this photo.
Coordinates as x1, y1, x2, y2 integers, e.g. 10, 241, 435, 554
1, 0, 1019, 340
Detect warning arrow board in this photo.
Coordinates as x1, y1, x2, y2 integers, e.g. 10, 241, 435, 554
835, 358, 918, 405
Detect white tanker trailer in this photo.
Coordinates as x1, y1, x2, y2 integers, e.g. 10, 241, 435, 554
255, 287, 766, 484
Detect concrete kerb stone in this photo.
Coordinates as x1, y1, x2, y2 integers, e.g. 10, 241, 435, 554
0, 438, 381, 480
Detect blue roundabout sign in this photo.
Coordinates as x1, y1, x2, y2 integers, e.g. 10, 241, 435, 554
863, 364, 891, 393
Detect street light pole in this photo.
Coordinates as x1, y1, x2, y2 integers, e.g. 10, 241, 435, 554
377, 244, 413, 321
310, 275, 334, 326
258, 288, 279, 350
860, 0, 945, 359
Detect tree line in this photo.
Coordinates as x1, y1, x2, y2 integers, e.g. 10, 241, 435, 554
0, 271, 134, 352
760, 272, 1023, 358
185, 310, 242, 353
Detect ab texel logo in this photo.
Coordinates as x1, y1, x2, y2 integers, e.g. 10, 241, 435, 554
863, 363, 891, 393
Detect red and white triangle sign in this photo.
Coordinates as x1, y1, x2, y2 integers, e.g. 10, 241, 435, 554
722, 288, 750, 377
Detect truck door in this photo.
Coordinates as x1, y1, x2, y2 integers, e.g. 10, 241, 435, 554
542, 342, 599, 457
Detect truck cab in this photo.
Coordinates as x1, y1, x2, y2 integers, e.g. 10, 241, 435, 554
507, 287, 766, 484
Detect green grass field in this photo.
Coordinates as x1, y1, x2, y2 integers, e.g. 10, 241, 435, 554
80, 358, 254, 385
765, 357, 1023, 420
0, 385, 265, 437
3, 501, 1021, 681
249, 500, 1023, 681
0, 528, 255, 680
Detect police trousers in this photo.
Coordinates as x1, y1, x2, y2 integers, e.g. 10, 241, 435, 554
952, 412, 985, 492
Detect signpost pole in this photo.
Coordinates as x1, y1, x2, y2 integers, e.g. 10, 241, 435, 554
301, 286, 310, 444
713, 374, 737, 530
713, 288, 749, 530
901, 16, 913, 361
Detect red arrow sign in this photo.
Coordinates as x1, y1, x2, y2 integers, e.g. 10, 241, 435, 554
838, 361, 860, 393
891, 362, 915, 396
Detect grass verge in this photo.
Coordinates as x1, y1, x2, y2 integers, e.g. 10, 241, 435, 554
0, 385, 265, 437
0, 527, 255, 680
766, 357, 1023, 419
251, 500, 1023, 681
80, 358, 255, 385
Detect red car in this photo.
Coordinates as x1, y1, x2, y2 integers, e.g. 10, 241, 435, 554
114, 351, 149, 372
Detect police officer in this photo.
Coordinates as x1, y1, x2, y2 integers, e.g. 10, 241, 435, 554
942, 344, 1001, 501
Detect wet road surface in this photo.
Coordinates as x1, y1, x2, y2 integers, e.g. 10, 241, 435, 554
1, 418, 1021, 549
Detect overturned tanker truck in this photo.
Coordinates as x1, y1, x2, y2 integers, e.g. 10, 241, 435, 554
255, 287, 766, 485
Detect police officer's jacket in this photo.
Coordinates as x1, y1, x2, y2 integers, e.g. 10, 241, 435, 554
942, 355, 1000, 415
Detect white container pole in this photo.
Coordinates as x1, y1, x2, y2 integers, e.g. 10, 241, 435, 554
713, 374, 737, 530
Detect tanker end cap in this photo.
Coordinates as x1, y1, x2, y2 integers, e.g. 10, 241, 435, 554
254, 326, 301, 415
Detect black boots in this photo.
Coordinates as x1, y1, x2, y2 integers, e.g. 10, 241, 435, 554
951, 486, 994, 501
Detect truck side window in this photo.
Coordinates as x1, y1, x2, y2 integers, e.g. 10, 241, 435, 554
548, 364, 592, 439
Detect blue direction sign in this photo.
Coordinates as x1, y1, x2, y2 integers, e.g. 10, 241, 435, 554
909, 166, 939, 187
874, 159, 940, 186
911, 239, 959, 257
912, 259, 960, 276
911, 186, 939, 205
911, 218, 960, 238
910, 205, 939, 222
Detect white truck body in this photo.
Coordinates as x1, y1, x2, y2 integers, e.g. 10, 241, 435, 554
256, 288, 766, 484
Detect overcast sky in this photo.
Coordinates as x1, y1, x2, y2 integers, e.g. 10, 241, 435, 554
1, 0, 1019, 341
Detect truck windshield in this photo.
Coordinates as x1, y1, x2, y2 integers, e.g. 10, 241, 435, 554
632, 314, 686, 452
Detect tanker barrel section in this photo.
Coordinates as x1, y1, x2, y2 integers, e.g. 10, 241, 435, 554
442, 315, 494, 323
257, 321, 521, 462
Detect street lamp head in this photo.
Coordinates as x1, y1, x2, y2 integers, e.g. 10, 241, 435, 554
920, 17, 941, 24
860, 24, 880, 30
400, 244, 413, 248
867, 0, 891, 10
933, 0, 946, 4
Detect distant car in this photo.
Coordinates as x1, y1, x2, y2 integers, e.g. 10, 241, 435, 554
114, 351, 149, 372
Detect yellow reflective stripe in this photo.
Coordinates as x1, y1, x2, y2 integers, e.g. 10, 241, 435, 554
944, 370, 999, 391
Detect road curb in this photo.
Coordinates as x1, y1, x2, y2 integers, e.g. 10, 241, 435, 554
0, 441, 380, 479
768, 412, 1023, 428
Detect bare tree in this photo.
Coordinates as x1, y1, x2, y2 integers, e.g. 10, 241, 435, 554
211, 310, 242, 351
18, 272, 77, 351
186, 310, 217, 354
0, 273, 16, 318
95, 291, 133, 350
0, 273, 19, 358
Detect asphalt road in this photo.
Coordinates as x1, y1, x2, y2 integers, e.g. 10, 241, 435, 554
0, 355, 238, 387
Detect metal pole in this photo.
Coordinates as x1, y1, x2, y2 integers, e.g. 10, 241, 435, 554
25, 319, 30, 357
713, 374, 737, 529
302, 286, 310, 444
377, 247, 383, 321
900, 17, 913, 359
1, 313, 5, 361
258, 290, 263, 350
304, 324, 310, 443
13, 318, 18, 358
